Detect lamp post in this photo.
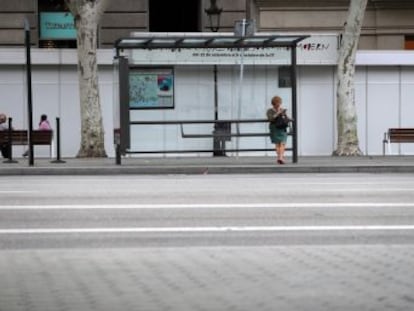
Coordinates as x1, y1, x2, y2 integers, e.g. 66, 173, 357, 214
205, 0, 223, 156
24, 18, 34, 166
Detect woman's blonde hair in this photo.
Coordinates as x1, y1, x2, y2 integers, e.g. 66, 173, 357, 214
271, 96, 282, 106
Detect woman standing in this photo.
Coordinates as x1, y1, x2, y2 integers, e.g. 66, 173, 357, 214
266, 96, 291, 164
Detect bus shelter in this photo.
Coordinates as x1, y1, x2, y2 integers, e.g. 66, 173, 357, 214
114, 33, 308, 164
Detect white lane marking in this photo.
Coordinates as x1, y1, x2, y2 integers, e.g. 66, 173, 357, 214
318, 188, 414, 192
1, 225, 414, 234
1, 202, 414, 210
0, 191, 37, 194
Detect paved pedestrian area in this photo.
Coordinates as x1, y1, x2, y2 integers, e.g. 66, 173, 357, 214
1, 245, 413, 311
1, 155, 414, 175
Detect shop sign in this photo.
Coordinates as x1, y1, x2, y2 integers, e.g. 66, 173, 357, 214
40, 12, 76, 40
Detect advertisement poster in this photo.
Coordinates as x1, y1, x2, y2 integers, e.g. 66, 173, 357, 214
129, 68, 174, 109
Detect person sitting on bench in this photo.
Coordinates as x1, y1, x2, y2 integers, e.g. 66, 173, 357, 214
0, 113, 10, 158
22, 114, 52, 157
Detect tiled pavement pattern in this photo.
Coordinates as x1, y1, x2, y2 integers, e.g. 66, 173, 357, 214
1, 246, 414, 311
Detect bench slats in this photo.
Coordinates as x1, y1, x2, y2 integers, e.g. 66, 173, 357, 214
0, 130, 53, 145
383, 128, 414, 155
388, 128, 414, 142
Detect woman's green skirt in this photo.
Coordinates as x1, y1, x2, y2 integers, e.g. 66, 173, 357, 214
269, 123, 287, 144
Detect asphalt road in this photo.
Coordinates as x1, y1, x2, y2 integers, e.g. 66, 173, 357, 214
1, 173, 414, 311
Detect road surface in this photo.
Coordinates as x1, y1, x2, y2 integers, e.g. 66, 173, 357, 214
1, 173, 414, 311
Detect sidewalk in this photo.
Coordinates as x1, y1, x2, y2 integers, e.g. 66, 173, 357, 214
1, 155, 414, 175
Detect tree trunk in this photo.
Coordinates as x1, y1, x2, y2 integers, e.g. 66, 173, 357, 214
333, 0, 368, 156
65, 0, 109, 157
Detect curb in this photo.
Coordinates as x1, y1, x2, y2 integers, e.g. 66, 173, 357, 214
1, 165, 414, 175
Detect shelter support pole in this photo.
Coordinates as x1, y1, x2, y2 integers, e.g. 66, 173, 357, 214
214, 65, 218, 121
213, 64, 225, 156
115, 56, 131, 165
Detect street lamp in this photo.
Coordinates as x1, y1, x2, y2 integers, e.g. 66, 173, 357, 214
205, 1, 225, 156
204, 0, 222, 121
205, 0, 222, 33
24, 18, 34, 166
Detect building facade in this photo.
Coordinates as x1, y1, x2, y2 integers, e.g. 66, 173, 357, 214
255, 0, 414, 50
1, 1, 414, 49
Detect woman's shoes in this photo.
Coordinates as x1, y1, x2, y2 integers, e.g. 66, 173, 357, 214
277, 159, 285, 165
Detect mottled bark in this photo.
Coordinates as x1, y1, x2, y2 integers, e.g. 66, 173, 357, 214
333, 0, 368, 156
65, 0, 109, 157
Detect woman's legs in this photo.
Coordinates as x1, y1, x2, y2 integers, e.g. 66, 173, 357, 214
275, 144, 280, 161
275, 143, 286, 164
279, 143, 286, 162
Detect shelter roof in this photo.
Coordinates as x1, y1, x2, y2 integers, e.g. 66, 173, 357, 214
115, 33, 309, 52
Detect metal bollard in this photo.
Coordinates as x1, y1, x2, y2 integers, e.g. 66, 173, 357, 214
51, 117, 65, 163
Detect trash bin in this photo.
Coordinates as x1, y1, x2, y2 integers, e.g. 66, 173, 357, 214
213, 121, 231, 156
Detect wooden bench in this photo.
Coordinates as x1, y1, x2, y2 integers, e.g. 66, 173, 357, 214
0, 130, 53, 157
383, 128, 414, 155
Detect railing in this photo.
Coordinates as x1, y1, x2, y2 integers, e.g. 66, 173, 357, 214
114, 119, 293, 165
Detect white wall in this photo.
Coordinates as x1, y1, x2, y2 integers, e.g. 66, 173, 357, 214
126, 64, 414, 157
0, 64, 115, 158
355, 66, 414, 155
399, 67, 414, 155
297, 66, 335, 156
1, 49, 414, 157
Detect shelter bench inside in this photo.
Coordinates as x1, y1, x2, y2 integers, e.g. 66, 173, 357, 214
383, 128, 414, 155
